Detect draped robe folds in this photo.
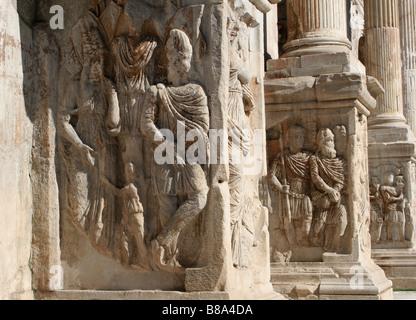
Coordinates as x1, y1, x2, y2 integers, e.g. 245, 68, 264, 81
151, 83, 210, 230
270, 151, 313, 223
310, 154, 346, 223
310, 153, 347, 250
228, 66, 251, 268
61, 8, 120, 258
370, 185, 384, 242
64, 10, 107, 78
312, 156, 345, 189
60, 81, 120, 257
380, 186, 404, 223
380, 185, 405, 242
111, 36, 158, 135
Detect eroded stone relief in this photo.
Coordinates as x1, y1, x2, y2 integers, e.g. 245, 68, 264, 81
369, 166, 414, 246
141, 29, 210, 271
57, 0, 268, 285
59, 0, 212, 274
268, 125, 348, 262
227, 9, 256, 269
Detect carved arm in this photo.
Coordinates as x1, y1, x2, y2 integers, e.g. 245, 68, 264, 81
268, 158, 289, 194
310, 155, 340, 202
57, 82, 97, 167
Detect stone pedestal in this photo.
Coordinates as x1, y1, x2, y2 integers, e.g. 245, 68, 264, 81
372, 249, 416, 290
364, 0, 416, 289
264, 46, 392, 298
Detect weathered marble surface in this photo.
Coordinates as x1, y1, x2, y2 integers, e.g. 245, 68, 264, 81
14, 0, 281, 300
0, 0, 34, 300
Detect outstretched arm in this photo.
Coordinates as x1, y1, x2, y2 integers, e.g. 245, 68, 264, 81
57, 82, 97, 167
102, 77, 120, 135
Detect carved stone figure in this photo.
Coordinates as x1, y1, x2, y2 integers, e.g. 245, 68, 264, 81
111, 36, 157, 137
101, 163, 150, 270
370, 176, 384, 243
380, 172, 406, 242
227, 13, 255, 268
268, 125, 313, 254
405, 201, 414, 242
58, 7, 121, 259
141, 29, 210, 270
111, 35, 158, 209
310, 128, 347, 252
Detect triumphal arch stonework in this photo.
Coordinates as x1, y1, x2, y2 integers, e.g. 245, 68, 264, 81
2, 0, 416, 300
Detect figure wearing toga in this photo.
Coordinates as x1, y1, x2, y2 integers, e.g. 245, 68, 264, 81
380, 172, 405, 242
141, 29, 210, 270
111, 34, 158, 211
59, 5, 121, 257
268, 125, 313, 256
227, 13, 256, 268
310, 128, 347, 252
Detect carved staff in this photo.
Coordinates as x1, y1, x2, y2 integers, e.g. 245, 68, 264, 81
278, 124, 291, 233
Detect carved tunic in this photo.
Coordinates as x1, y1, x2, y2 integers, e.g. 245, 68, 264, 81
141, 82, 209, 197
112, 36, 157, 135
269, 151, 312, 220
226, 34, 254, 265
370, 185, 383, 223
310, 154, 346, 225
380, 186, 405, 223
228, 66, 251, 222
61, 80, 119, 250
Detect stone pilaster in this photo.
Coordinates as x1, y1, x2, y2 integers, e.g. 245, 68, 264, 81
365, 0, 408, 127
283, 0, 351, 56
264, 0, 393, 300
364, 0, 416, 290
399, 0, 416, 134
0, 0, 34, 300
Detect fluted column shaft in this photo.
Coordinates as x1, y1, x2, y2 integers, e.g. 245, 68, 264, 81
400, 0, 416, 132
365, 0, 406, 123
284, 0, 351, 56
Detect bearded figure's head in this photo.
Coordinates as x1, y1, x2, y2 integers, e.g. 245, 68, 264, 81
166, 29, 193, 85
317, 128, 337, 159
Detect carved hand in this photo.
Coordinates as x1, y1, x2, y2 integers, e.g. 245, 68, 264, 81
328, 189, 341, 203
322, 196, 332, 209
281, 184, 290, 195
154, 130, 165, 144
81, 144, 97, 168
176, 154, 186, 165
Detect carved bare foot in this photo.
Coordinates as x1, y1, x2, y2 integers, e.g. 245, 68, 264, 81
156, 232, 178, 260
150, 238, 183, 273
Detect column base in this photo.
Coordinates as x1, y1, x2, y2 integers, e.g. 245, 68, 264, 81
368, 113, 415, 146
266, 51, 366, 81
282, 37, 352, 58
372, 249, 416, 290
264, 58, 393, 300
270, 256, 393, 300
